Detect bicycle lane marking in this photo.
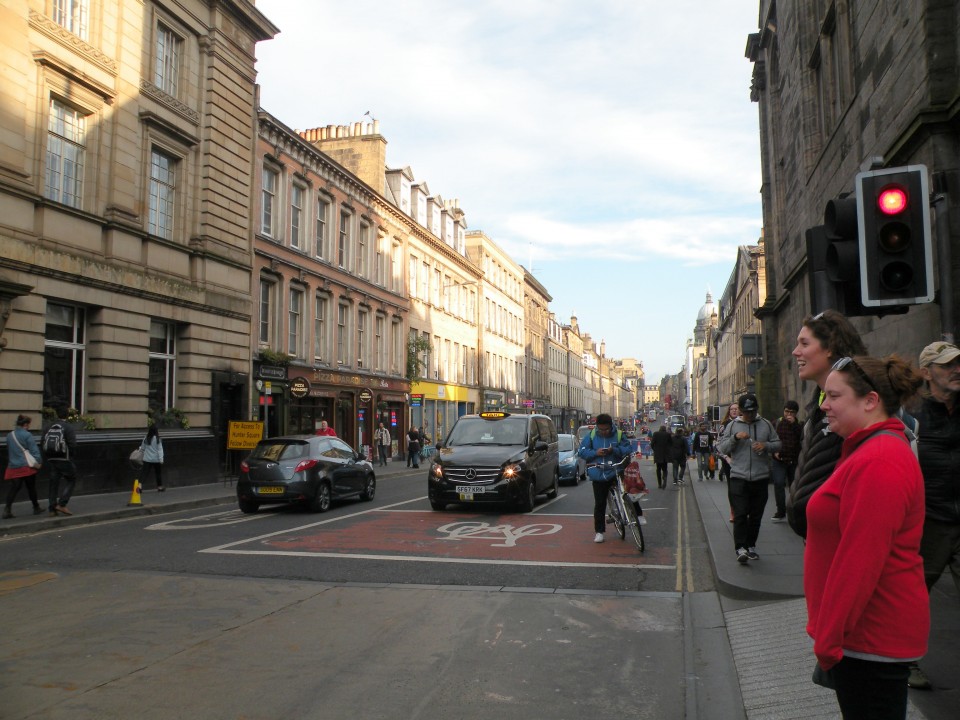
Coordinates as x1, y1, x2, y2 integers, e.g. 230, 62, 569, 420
198, 497, 676, 569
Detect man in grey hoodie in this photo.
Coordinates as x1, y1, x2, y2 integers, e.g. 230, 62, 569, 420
716, 393, 781, 564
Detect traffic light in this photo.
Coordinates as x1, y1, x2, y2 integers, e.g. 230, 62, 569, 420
805, 194, 870, 317
856, 165, 934, 307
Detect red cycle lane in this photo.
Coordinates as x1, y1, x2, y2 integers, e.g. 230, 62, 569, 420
252, 510, 676, 568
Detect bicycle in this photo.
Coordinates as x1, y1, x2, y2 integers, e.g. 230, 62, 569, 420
588, 455, 646, 553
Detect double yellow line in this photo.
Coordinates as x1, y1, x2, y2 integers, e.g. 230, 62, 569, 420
675, 486, 694, 592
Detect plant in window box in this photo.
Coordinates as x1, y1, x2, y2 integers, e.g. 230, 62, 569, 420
258, 348, 292, 367
42, 405, 96, 429
148, 407, 190, 429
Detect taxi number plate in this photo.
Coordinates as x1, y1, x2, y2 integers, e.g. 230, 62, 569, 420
456, 485, 485, 494
258, 486, 285, 495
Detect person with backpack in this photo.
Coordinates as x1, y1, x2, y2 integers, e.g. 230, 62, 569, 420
3, 414, 44, 518
716, 393, 781, 564
140, 425, 165, 492
578, 413, 633, 543
43, 405, 78, 516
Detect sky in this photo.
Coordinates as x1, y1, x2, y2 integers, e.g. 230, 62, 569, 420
253, 0, 763, 383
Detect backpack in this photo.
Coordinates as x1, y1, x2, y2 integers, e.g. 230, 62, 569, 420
43, 423, 68, 458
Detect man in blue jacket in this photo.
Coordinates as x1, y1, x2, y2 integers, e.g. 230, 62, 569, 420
578, 413, 633, 543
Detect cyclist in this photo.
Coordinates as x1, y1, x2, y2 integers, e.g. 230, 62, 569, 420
578, 413, 633, 543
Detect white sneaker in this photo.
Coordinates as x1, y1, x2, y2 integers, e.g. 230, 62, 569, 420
594, 533, 604, 543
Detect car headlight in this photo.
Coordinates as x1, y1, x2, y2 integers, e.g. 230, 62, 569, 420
430, 463, 444, 479
559, 457, 575, 467
502, 462, 522, 479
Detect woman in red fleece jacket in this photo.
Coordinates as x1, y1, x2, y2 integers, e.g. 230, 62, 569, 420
805, 354, 928, 719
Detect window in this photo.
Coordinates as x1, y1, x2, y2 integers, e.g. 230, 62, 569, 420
391, 242, 402, 292
148, 320, 176, 412
261, 166, 278, 238
357, 221, 369, 277
337, 303, 348, 365
357, 308, 368, 368
148, 148, 177, 239
290, 185, 305, 250
45, 98, 86, 209
391, 319, 402, 374
408, 255, 418, 299
375, 315, 385, 371
258, 278, 275, 346
43, 302, 86, 411
155, 23, 182, 97
432, 268, 441, 306
375, 234, 385, 285
338, 209, 350, 269
316, 197, 329, 259
288, 287, 303, 358
314, 295, 329, 362
420, 261, 429, 302
53, 0, 88, 40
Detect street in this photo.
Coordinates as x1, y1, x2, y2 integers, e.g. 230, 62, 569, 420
0, 458, 732, 720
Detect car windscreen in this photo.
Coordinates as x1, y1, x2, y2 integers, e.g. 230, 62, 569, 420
250, 440, 309, 462
558, 435, 575, 452
446, 417, 529, 446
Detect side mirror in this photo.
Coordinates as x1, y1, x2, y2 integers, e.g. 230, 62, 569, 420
533, 440, 548, 452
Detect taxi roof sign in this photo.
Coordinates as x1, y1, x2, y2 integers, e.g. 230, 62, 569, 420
478, 411, 510, 420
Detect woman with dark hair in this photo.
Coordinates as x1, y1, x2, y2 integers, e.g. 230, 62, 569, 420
805, 355, 927, 719
3, 415, 44, 518
141, 425, 165, 492
787, 310, 867, 538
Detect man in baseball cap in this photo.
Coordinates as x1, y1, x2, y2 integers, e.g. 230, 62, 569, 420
907, 341, 960, 689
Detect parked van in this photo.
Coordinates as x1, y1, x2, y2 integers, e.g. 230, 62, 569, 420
427, 412, 560, 512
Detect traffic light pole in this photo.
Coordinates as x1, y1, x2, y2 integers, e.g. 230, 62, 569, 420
932, 182, 954, 343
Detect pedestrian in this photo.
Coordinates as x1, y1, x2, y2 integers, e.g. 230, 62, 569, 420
374, 422, 391, 467
770, 400, 802, 521
577, 413, 632, 543
786, 309, 867, 538
691, 421, 715, 481
315, 420, 336, 437
805, 354, 927, 719
716, 402, 739, 483
670, 427, 688, 485
406, 427, 421, 469
3, 414, 44, 518
904, 341, 960, 690
650, 424, 672, 489
42, 405, 79, 516
140, 425, 165, 492
716, 393, 781, 564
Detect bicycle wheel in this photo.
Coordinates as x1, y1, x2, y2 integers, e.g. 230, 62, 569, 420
621, 494, 645, 552
607, 488, 626, 539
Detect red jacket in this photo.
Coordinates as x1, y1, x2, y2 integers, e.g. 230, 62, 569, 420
804, 417, 928, 670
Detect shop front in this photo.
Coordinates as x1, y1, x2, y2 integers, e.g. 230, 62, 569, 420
409, 382, 478, 448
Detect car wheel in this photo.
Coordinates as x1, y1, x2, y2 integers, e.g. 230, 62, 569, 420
517, 481, 536, 512
310, 481, 332, 513
546, 471, 559, 499
360, 474, 376, 501
430, 499, 446, 511
239, 498, 259, 514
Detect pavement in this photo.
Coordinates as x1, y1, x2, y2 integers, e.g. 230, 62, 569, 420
1, 461, 956, 719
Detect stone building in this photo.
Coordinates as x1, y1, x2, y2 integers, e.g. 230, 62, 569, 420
523, 269, 551, 415
253, 115, 412, 455
0, 0, 276, 491
746, 1, 959, 408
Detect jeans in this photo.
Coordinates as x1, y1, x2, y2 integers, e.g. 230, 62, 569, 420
5, 473, 40, 509
47, 458, 77, 509
728, 477, 769, 550
377, 445, 388, 466
831, 656, 909, 720
771, 458, 796, 515
591, 479, 615, 532
655, 462, 668, 488
142, 461, 164, 489
696, 452, 713, 479
672, 459, 686, 482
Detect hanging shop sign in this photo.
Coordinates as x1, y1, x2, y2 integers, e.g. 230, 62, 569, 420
290, 377, 310, 399
359, 389, 372, 403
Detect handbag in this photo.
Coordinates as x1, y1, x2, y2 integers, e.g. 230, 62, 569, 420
129, 446, 145, 467
811, 663, 836, 689
10, 431, 39, 469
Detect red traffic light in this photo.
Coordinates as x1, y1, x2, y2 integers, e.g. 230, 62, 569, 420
877, 185, 908, 215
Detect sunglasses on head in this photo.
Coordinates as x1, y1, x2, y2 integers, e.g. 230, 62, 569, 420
832, 356, 878, 394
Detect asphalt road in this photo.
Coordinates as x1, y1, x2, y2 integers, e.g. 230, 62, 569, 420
0, 458, 736, 719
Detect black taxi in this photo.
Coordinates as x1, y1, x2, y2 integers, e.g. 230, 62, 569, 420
427, 412, 560, 512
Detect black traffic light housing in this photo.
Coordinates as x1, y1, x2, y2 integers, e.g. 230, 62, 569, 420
856, 165, 934, 307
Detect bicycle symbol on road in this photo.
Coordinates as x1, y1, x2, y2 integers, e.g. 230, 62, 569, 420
436, 521, 562, 547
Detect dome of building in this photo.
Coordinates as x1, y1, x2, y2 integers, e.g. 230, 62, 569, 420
696, 291, 715, 324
